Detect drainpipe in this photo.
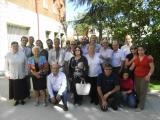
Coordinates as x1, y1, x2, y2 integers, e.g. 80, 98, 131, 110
35, 0, 40, 39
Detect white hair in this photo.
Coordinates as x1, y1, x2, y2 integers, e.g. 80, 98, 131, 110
32, 46, 40, 53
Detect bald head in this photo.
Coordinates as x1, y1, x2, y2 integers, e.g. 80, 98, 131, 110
51, 63, 59, 75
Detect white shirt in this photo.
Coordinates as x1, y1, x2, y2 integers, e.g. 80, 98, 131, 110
86, 53, 102, 77
81, 44, 88, 56
99, 47, 113, 64
48, 48, 66, 66
64, 51, 74, 62
111, 49, 125, 67
47, 71, 67, 98
19, 46, 32, 58
5, 51, 27, 79
121, 44, 132, 57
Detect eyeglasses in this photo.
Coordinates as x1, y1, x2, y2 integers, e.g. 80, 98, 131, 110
71, 44, 76, 45
75, 49, 80, 51
66, 43, 70, 44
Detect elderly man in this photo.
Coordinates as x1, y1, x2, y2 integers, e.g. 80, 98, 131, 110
48, 38, 66, 71
47, 63, 68, 111
97, 64, 121, 111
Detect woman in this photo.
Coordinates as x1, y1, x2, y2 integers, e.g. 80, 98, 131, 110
125, 45, 137, 69
69, 46, 88, 105
36, 40, 48, 60
124, 45, 137, 80
86, 44, 102, 105
130, 46, 154, 112
28, 46, 48, 106
5, 41, 29, 106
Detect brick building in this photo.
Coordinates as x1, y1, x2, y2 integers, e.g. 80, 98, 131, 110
0, 0, 65, 72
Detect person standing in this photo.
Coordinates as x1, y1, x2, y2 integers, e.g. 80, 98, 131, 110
28, 46, 48, 106
130, 46, 154, 112
19, 36, 32, 98
5, 41, 29, 106
111, 41, 125, 75
69, 46, 89, 105
86, 44, 102, 105
121, 35, 133, 57
48, 38, 66, 72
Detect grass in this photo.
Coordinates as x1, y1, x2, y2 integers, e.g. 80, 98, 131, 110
149, 80, 160, 91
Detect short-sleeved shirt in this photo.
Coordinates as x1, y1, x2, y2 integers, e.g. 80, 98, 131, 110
120, 78, 133, 91
134, 55, 153, 77
97, 73, 119, 93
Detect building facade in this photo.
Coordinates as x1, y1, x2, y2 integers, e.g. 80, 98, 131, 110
0, 0, 65, 72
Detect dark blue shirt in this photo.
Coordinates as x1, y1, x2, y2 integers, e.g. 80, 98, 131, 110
97, 73, 119, 94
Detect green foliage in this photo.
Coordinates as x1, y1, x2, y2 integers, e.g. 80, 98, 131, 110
70, 0, 160, 79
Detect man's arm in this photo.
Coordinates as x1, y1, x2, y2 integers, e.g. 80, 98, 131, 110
58, 73, 67, 96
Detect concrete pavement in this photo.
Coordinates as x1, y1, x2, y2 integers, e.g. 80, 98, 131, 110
0, 76, 160, 120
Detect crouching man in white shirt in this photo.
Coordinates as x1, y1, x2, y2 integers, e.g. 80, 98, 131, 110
47, 63, 68, 111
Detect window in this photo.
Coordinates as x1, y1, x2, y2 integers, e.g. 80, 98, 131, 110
7, 24, 29, 48
46, 31, 51, 39
43, 0, 48, 9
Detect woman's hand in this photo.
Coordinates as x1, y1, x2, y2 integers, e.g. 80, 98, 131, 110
144, 74, 151, 81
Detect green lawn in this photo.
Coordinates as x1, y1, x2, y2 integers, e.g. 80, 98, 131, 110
149, 80, 160, 90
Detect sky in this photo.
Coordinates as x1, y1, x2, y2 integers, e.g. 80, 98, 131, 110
66, 0, 88, 22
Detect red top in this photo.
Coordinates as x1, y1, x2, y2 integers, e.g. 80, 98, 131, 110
120, 78, 133, 91
134, 55, 153, 77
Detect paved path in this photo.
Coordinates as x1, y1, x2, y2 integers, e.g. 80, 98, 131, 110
0, 76, 160, 120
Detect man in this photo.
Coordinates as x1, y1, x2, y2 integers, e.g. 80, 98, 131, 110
47, 63, 68, 111
89, 35, 101, 53
48, 38, 65, 71
97, 64, 121, 111
20, 36, 32, 58
27, 36, 35, 49
46, 39, 53, 52
19, 36, 32, 98
121, 35, 133, 57
111, 41, 125, 74
80, 37, 88, 56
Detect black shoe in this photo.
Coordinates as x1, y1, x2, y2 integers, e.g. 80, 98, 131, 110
90, 100, 94, 103
111, 104, 118, 110
63, 105, 68, 111
20, 100, 25, 105
101, 106, 108, 112
14, 101, 19, 106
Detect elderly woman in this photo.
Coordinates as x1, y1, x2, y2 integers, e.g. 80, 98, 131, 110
69, 46, 89, 105
86, 44, 102, 105
130, 46, 154, 112
5, 41, 29, 106
28, 46, 48, 106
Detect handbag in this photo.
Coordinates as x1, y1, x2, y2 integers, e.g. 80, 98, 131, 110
76, 80, 91, 95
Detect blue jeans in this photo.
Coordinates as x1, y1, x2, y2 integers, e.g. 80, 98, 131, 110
122, 92, 136, 108
53, 90, 68, 106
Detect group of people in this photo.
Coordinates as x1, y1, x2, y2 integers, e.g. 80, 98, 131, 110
5, 34, 154, 112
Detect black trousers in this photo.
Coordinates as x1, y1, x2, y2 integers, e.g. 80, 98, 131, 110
99, 92, 121, 111
88, 76, 99, 104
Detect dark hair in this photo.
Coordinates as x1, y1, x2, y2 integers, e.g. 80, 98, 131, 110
120, 69, 131, 78
73, 46, 83, 56
11, 41, 18, 46
36, 40, 44, 49
103, 63, 113, 69
46, 39, 53, 43
21, 36, 28, 41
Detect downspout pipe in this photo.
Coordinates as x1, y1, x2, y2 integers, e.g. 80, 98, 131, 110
35, 0, 40, 39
